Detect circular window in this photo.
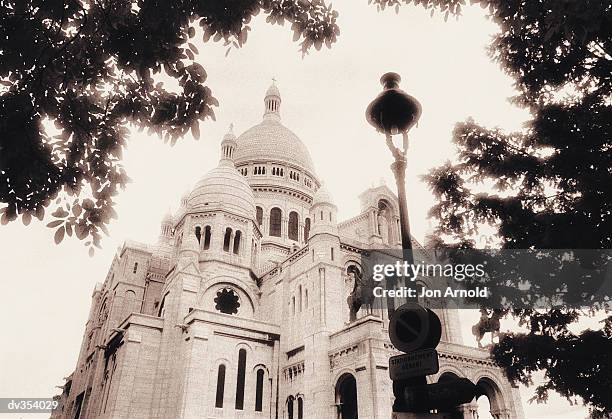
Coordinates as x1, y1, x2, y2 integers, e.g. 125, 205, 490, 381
214, 288, 240, 315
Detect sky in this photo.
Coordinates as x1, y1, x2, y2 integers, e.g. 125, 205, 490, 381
0, 2, 593, 418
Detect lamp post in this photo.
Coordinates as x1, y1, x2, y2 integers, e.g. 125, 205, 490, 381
366, 72, 422, 311
367, 72, 437, 414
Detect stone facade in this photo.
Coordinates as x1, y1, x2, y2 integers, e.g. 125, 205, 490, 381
53, 82, 524, 419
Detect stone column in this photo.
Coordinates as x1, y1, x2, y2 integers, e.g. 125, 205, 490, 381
298, 222, 304, 243
263, 215, 270, 236
457, 402, 479, 418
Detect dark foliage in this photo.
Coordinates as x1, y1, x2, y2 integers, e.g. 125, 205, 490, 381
0, 0, 339, 253
373, 0, 611, 416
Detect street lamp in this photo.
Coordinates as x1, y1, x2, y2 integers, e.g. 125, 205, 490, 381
366, 73, 434, 414
366, 72, 422, 314
366, 72, 422, 254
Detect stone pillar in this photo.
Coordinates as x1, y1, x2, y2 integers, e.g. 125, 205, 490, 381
282, 216, 288, 239
229, 230, 235, 253
457, 402, 478, 418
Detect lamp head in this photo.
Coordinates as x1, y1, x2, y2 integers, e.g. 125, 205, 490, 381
366, 72, 422, 136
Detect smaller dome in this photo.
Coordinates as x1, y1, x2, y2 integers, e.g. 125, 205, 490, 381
312, 185, 334, 206
265, 82, 281, 98
223, 123, 236, 142
188, 160, 255, 219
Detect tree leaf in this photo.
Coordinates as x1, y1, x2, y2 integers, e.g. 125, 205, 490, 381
191, 121, 200, 139
72, 203, 82, 217
54, 226, 65, 244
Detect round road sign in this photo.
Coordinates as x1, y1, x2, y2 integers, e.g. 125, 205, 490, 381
389, 303, 442, 353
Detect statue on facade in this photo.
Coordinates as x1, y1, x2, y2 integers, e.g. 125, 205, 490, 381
377, 211, 390, 244
472, 308, 502, 348
346, 265, 375, 321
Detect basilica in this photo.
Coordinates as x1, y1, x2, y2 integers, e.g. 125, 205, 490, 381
53, 82, 524, 419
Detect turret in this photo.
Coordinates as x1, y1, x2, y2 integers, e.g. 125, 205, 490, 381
263, 80, 281, 121
159, 210, 174, 240
220, 124, 237, 162
309, 185, 338, 239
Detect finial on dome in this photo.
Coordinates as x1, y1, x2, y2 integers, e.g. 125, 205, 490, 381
220, 123, 237, 164
264, 78, 281, 121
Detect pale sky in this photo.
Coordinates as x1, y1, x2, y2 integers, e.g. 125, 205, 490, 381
0, 2, 590, 418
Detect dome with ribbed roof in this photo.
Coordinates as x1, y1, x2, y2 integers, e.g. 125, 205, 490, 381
234, 119, 315, 173
233, 81, 316, 175
312, 184, 335, 206
266, 82, 281, 98
188, 160, 255, 218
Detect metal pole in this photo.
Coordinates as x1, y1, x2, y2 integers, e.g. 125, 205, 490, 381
390, 157, 413, 258
384, 133, 415, 316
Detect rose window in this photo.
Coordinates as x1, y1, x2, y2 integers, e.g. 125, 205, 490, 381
214, 288, 240, 315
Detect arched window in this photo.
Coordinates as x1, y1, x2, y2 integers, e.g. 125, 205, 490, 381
195, 226, 201, 244
256, 206, 263, 227
297, 397, 303, 419
215, 365, 226, 408
255, 369, 264, 412
304, 218, 311, 242
288, 211, 299, 241
305, 289, 308, 309
223, 228, 232, 252
233, 230, 242, 254
203, 226, 211, 250
320, 210, 323, 221
287, 396, 294, 419
269, 208, 282, 237
235, 349, 247, 410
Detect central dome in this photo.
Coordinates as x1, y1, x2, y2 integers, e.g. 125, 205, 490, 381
233, 81, 316, 176
233, 119, 316, 174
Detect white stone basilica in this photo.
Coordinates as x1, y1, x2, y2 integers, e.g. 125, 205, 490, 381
54, 82, 524, 419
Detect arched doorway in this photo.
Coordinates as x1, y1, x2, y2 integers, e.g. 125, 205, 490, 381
476, 394, 494, 419
335, 373, 358, 419
476, 377, 506, 418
